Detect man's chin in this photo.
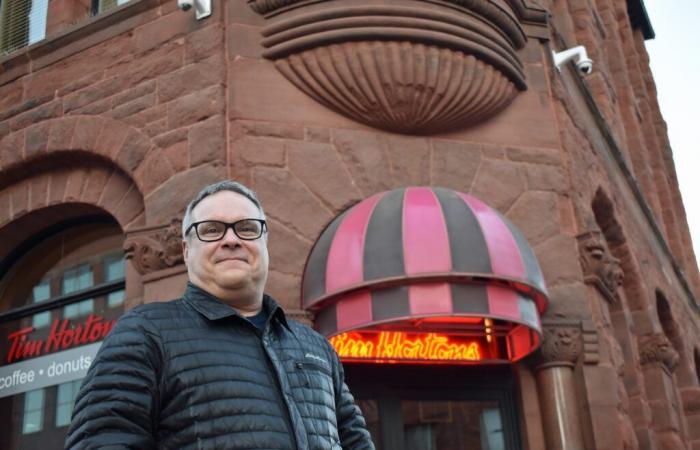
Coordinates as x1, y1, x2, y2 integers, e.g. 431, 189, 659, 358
215, 275, 253, 291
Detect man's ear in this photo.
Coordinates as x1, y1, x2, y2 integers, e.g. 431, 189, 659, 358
181, 239, 189, 266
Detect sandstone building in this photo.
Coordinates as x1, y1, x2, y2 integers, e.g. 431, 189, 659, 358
0, 0, 698, 449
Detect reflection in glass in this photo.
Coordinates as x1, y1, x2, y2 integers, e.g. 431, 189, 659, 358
62, 264, 95, 318
104, 255, 125, 282
480, 408, 505, 450
22, 389, 45, 434
31, 311, 51, 328
400, 400, 505, 450
28, 0, 49, 44
32, 279, 50, 302
56, 379, 83, 427
107, 289, 125, 308
63, 299, 94, 319
62, 264, 94, 294
31, 279, 52, 328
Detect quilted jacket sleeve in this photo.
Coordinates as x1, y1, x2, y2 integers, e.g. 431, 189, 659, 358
332, 351, 375, 450
64, 309, 163, 450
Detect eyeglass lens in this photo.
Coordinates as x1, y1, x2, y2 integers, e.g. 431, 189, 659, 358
196, 220, 263, 241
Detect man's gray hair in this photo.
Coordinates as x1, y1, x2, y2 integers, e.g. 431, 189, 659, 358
182, 180, 266, 239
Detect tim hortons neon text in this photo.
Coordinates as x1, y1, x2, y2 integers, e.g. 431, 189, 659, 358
329, 331, 482, 362
5, 315, 115, 364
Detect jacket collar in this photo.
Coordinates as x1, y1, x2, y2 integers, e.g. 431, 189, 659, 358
183, 282, 291, 331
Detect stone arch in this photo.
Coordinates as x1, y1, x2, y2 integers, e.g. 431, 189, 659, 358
656, 290, 683, 354
586, 187, 651, 447
0, 161, 144, 264
591, 188, 646, 311
657, 290, 700, 393
650, 289, 691, 442
0, 115, 173, 198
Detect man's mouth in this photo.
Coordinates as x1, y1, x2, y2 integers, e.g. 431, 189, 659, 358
217, 256, 248, 263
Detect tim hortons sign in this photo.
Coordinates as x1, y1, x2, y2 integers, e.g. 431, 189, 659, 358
5, 314, 115, 364
0, 314, 115, 398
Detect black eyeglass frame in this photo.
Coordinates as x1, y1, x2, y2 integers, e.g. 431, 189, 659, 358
185, 219, 267, 242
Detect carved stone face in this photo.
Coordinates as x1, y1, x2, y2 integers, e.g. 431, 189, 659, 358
639, 333, 680, 372
577, 231, 624, 302
123, 219, 184, 275
540, 326, 582, 365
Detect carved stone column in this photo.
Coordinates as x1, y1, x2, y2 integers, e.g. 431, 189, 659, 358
534, 320, 592, 450
638, 333, 685, 440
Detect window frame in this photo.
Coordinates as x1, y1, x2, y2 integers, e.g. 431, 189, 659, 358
0, 278, 125, 324
21, 388, 46, 434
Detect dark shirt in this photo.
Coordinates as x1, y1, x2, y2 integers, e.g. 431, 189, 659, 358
246, 308, 268, 330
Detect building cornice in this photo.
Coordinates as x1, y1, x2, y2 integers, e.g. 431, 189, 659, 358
627, 0, 655, 40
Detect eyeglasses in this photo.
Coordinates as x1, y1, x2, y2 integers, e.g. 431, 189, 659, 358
185, 219, 267, 242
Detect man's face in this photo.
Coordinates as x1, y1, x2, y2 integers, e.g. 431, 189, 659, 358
182, 191, 269, 298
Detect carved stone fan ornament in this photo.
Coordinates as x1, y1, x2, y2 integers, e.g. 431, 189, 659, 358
247, 0, 546, 134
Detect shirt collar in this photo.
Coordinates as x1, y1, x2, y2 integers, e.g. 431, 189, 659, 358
183, 282, 291, 331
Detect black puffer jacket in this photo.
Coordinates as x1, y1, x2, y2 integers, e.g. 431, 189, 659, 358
65, 283, 374, 450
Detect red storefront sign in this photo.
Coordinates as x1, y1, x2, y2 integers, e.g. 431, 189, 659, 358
5, 315, 115, 364
329, 330, 502, 364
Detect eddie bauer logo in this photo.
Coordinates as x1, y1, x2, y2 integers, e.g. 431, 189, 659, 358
5, 315, 115, 364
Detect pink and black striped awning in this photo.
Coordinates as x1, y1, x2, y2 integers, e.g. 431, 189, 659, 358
302, 187, 549, 362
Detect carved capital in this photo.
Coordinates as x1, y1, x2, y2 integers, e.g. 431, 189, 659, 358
533, 319, 599, 369
540, 325, 582, 366
638, 333, 680, 373
577, 231, 624, 303
124, 219, 184, 275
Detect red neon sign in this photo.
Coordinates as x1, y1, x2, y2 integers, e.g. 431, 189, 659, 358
330, 331, 488, 363
5, 315, 115, 364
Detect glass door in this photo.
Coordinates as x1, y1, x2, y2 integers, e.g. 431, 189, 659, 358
345, 364, 521, 450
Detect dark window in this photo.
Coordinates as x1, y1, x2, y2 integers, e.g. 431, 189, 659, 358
0, 221, 125, 450
346, 364, 520, 450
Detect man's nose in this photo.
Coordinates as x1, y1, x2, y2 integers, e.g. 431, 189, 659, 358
221, 227, 241, 245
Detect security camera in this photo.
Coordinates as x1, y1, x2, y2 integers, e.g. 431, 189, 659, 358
177, 0, 210, 19
552, 45, 593, 76
577, 59, 593, 75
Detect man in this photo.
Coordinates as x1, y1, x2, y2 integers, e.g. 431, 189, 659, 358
65, 180, 375, 450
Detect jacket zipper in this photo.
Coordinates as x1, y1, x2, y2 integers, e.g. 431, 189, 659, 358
260, 332, 299, 450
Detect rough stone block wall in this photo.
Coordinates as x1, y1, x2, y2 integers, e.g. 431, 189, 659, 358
545, 1, 700, 449
0, 0, 228, 235
550, 0, 699, 294
225, 0, 583, 315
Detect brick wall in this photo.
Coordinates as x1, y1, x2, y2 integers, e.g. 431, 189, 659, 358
1, 1, 699, 449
